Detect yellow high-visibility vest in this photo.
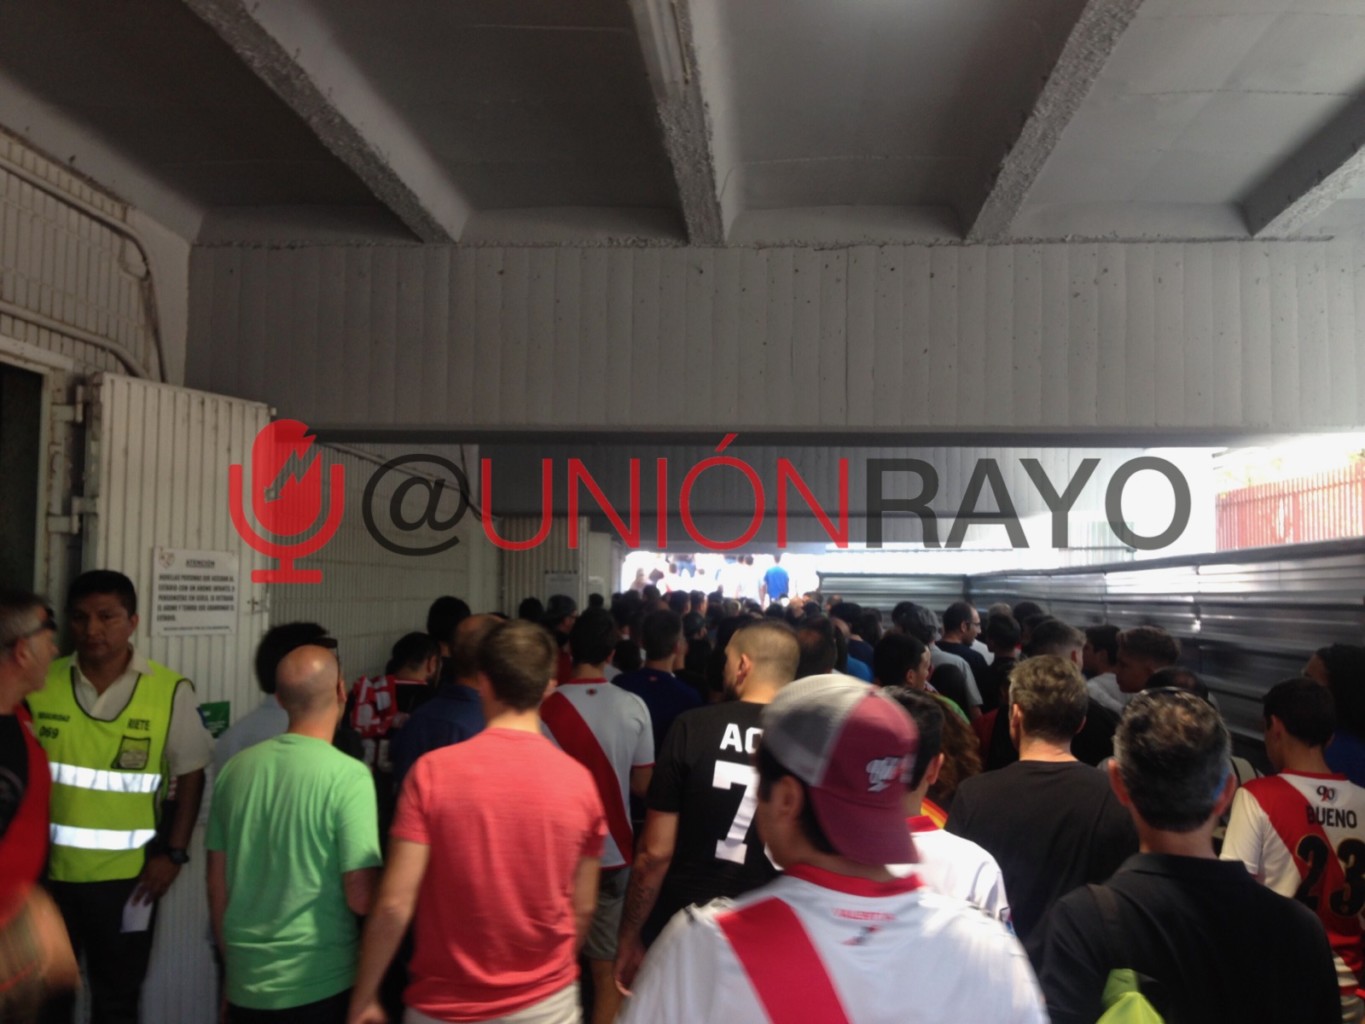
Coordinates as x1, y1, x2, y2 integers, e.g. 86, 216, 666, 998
28, 655, 186, 882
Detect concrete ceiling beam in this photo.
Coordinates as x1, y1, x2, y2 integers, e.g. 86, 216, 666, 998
184, 0, 468, 243
1244, 95, 1365, 238
966, 0, 1146, 242
629, 0, 725, 245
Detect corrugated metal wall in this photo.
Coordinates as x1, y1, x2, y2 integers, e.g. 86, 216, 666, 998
83, 374, 271, 1024
0, 131, 164, 377
820, 540, 1365, 755
817, 572, 967, 615
970, 540, 1365, 750
269, 444, 499, 677
188, 241, 1365, 433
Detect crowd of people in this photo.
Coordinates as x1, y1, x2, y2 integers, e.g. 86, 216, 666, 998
3, 570, 1365, 1023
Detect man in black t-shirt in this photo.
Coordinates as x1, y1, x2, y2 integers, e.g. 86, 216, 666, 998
613, 619, 800, 994
1035, 690, 1339, 1024
936, 600, 990, 683
947, 655, 1137, 951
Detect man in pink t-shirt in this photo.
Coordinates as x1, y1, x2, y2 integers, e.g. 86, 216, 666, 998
349, 620, 606, 1024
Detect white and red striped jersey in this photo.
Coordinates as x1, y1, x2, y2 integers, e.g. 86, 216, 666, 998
1222, 771, 1365, 993
620, 863, 1046, 1024
892, 816, 1012, 928
542, 678, 652, 869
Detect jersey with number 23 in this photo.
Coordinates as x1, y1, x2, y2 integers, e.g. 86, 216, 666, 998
1222, 771, 1365, 995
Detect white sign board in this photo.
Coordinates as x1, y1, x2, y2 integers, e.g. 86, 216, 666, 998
151, 548, 239, 636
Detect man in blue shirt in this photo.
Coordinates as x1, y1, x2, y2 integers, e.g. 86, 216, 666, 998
614, 610, 702, 754
390, 614, 499, 787
761, 554, 790, 607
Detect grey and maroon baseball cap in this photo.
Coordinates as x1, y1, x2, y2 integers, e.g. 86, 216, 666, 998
760, 674, 918, 866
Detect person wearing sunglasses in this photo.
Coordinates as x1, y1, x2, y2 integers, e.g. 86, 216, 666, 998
0, 590, 76, 1023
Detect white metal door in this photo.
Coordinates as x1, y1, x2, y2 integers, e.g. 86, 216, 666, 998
82, 372, 271, 1024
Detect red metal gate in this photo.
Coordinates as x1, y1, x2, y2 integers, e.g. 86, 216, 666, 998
1216, 463, 1365, 550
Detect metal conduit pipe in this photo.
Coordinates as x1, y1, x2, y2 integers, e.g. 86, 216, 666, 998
0, 148, 167, 381
0, 297, 148, 378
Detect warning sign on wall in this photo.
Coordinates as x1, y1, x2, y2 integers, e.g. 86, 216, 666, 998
152, 548, 239, 636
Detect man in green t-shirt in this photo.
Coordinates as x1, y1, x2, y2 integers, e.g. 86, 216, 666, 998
207, 642, 382, 1022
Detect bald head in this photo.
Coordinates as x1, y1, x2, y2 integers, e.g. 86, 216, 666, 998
276, 644, 342, 718
451, 613, 502, 682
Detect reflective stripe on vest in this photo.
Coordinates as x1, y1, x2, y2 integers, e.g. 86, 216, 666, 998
49, 825, 159, 851
28, 655, 184, 882
49, 762, 164, 794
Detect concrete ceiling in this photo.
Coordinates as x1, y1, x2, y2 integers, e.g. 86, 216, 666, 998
3, 0, 1365, 245
0, 0, 393, 222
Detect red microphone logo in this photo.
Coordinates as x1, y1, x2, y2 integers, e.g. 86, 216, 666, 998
229, 420, 344, 583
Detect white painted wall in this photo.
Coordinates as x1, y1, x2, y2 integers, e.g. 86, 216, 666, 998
498, 515, 591, 616
268, 444, 499, 678
188, 241, 1365, 435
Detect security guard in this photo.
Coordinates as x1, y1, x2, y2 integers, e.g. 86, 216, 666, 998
27, 570, 213, 1024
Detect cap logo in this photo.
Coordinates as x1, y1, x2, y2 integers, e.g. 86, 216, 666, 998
865, 756, 903, 793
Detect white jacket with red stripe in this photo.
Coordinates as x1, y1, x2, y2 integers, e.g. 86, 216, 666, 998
620, 863, 1046, 1024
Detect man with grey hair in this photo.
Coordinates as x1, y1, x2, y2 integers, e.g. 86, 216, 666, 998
1036, 689, 1339, 1024
946, 655, 1136, 950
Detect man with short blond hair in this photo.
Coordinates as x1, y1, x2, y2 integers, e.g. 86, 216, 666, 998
947, 655, 1137, 949
1030, 618, 1119, 767
350, 620, 606, 1024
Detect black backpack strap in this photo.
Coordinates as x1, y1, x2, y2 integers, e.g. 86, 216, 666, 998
1090, 883, 1126, 968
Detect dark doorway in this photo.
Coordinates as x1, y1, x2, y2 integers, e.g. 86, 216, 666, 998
0, 362, 43, 588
